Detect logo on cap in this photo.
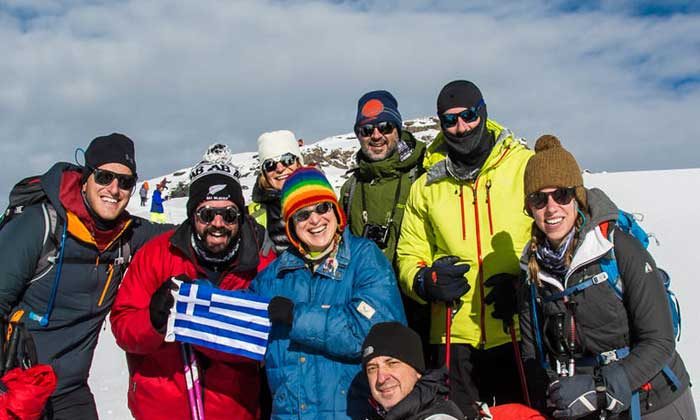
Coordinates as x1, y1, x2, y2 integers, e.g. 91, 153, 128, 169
363, 345, 374, 358
361, 99, 384, 118
208, 184, 226, 195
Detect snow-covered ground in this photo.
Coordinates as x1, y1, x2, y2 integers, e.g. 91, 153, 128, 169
89, 141, 700, 418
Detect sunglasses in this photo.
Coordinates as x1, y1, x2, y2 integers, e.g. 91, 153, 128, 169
292, 202, 333, 223
526, 187, 576, 210
91, 167, 137, 190
439, 99, 485, 128
357, 121, 396, 138
195, 206, 240, 224
262, 153, 298, 173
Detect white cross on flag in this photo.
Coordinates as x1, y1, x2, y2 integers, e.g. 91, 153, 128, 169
164, 280, 271, 361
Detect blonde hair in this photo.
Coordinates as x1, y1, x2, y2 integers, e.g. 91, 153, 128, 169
527, 205, 586, 287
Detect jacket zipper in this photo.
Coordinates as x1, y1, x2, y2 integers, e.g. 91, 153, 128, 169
468, 181, 487, 347
459, 186, 466, 240
485, 179, 494, 236
97, 264, 115, 307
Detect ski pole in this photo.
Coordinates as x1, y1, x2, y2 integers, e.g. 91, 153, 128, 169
186, 344, 205, 420
181, 343, 201, 420
445, 302, 452, 373
509, 324, 531, 406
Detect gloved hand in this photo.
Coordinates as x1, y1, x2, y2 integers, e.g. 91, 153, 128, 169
149, 277, 182, 333
268, 296, 294, 326
547, 364, 631, 419
414, 256, 470, 303
484, 273, 519, 330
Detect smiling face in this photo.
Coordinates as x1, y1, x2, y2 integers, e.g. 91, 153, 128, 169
293, 202, 338, 252
358, 124, 399, 161
529, 187, 578, 248
263, 159, 301, 191
366, 356, 421, 412
193, 200, 240, 253
82, 162, 133, 221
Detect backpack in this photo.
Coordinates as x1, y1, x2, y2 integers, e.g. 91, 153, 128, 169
599, 210, 681, 340
1, 174, 131, 327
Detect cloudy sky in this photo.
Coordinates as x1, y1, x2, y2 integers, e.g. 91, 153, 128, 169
1, 0, 698, 206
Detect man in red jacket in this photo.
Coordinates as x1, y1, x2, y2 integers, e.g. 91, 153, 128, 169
111, 159, 274, 420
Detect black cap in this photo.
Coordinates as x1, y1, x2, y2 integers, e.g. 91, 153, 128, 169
362, 322, 425, 373
85, 133, 137, 176
437, 80, 486, 119
186, 160, 245, 219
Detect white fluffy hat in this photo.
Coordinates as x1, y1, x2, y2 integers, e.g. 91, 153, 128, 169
257, 130, 304, 165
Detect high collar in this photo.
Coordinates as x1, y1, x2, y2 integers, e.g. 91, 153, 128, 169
274, 229, 353, 280
353, 131, 425, 182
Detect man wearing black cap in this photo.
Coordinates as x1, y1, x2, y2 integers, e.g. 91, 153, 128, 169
0, 133, 169, 419
362, 322, 464, 419
110, 157, 274, 419
397, 81, 534, 413
340, 90, 430, 361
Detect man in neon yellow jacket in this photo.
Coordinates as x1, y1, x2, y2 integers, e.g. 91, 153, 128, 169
396, 80, 533, 415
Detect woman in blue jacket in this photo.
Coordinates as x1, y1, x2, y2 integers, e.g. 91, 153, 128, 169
250, 166, 407, 419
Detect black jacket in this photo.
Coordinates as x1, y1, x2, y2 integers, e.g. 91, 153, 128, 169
518, 188, 691, 417
368, 369, 464, 420
0, 162, 169, 396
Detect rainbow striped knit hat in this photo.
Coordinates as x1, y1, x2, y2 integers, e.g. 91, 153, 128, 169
281, 166, 346, 249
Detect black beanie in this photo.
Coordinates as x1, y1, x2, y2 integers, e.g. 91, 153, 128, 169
85, 133, 137, 176
187, 160, 245, 218
362, 322, 425, 373
437, 80, 487, 119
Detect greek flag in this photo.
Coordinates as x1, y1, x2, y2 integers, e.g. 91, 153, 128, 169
164, 281, 270, 361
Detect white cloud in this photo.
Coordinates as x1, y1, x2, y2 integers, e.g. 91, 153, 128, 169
0, 0, 698, 206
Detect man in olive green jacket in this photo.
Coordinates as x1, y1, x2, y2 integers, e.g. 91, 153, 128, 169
340, 90, 428, 358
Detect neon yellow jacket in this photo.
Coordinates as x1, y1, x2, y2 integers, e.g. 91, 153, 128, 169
396, 120, 534, 348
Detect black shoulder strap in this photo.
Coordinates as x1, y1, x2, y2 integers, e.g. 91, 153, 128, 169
30, 203, 61, 283
343, 175, 358, 217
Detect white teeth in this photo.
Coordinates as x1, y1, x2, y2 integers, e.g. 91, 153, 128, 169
545, 217, 564, 225
310, 226, 327, 234
275, 174, 289, 181
101, 197, 117, 204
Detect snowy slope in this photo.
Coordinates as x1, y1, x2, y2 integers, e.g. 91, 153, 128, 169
90, 134, 699, 418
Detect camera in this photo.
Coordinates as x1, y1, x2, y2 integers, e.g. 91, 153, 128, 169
362, 223, 391, 249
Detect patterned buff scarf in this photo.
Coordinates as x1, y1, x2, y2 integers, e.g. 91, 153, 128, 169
535, 229, 575, 278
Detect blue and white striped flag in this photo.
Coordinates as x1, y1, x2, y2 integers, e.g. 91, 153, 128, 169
164, 280, 271, 361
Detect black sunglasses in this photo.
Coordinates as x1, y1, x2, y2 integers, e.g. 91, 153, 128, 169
439, 99, 485, 128
526, 187, 576, 210
91, 167, 137, 190
195, 206, 240, 224
262, 153, 298, 173
292, 202, 333, 223
357, 121, 396, 138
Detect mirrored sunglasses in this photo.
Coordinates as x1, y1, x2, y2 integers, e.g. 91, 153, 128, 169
91, 167, 137, 190
195, 206, 240, 224
439, 99, 485, 128
292, 202, 333, 223
262, 153, 298, 173
357, 121, 396, 138
526, 187, 576, 210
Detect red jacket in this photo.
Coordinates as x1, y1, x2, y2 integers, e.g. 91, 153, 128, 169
111, 218, 274, 420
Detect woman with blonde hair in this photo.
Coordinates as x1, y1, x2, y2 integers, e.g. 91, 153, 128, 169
518, 135, 695, 420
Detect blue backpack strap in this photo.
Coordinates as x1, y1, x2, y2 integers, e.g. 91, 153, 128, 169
542, 272, 609, 303
529, 281, 549, 369
27, 219, 68, 327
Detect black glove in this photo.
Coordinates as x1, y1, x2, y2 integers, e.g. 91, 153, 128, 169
149, 278, 180, 333
414, 256, 470, 303
547, 364, 631, 419
484, 273, 519, 330
268, 296, 294, 326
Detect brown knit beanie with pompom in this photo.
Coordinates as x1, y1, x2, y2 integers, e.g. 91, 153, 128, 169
524, 135, 587, 210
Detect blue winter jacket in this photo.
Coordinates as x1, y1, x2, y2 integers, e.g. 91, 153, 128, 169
250, 230, 407, 420
150, 189, 164, 213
